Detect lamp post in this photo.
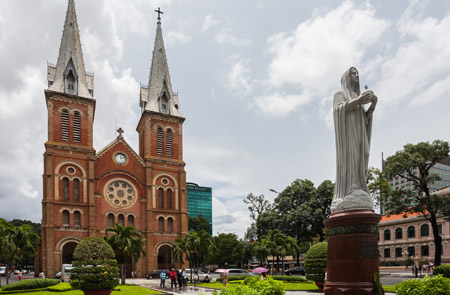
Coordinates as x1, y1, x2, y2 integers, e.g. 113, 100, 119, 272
270, 188, 284, 275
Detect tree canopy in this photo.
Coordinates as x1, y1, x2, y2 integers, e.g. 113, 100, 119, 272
188, 214, 211, 233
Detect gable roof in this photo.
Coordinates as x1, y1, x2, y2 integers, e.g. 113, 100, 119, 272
96, 134, 144, 166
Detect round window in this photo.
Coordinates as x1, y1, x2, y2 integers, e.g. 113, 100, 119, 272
104, 180, 137, 209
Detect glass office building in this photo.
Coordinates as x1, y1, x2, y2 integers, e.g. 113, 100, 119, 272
186, 182, 213, 235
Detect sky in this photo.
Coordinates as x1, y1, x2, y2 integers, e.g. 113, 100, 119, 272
1, 0, 450, 238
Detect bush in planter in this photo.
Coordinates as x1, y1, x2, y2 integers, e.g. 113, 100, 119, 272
305, 241, 327, 283
70, 237, 120, 292
434, 264, 450, 278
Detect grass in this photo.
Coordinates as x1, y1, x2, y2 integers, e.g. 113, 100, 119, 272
383, 285, 396, 293
0, 284, 163, 295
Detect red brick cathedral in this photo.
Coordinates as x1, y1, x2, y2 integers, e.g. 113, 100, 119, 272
41, 1, 188, 277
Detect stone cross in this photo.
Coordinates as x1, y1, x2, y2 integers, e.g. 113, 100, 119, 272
117, 127, 124, 137
155, 7, 164, 20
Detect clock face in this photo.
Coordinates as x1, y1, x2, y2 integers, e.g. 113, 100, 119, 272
115, 153, 126, 164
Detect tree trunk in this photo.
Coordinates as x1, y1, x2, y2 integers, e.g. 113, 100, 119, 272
6, 264, 9, 285
429, 214, 442, 266
276, 255, 280, 275
296, 252, 300, 266
121, 263, 126, 285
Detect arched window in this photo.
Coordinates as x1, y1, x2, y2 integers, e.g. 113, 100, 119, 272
167, 189, 172, 209
158, 217, 165, 232
118, 214, 124, 226
128, 215, 134, 226
62, 109, 69, 141
167, 217, 173, 233
62, 210, 70, 227
107, 213, 115, 228
74, 211, 81, 227
73, 179, 80, 201
384, 248, 390, 258
407, 226, 415, 238
421, 224, 429, 237
62, 177, 70, 200
158, 188, 164, 209
395, 228, 403, 239
73, 111, 81, 143
166, 129, 173, 157
421, 246, 429, 256
157, 127, 163, 156
384, 229, 391, 241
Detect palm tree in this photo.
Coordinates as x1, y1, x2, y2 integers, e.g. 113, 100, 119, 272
262, 229, 286, 274
105, 224, 146, 285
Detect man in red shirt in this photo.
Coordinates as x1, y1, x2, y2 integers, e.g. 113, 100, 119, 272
170, 269, 178, 289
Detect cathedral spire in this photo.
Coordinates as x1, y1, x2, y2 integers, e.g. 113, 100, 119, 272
140, 9, 181, 116
47, 0, 94, 98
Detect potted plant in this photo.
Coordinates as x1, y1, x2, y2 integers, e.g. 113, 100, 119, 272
70, 237, 120, 295
305, 241, 327, 292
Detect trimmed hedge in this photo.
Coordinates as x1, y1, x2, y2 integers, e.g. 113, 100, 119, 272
396, 275, 450, 295
434, 264, 450, 278
0, 279, 60, 292
47, 282, 74, 292
305, 241, 327, 283
216, 275, 248, 282
73, 237, 115, 261
271, 276, 307, 282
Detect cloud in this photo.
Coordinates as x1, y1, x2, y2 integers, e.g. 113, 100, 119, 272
255, 1, 389, 116
227, 59, 253, 95
202, 14, 219, 32
166, 31, 191, 46
214, 29, 251, 46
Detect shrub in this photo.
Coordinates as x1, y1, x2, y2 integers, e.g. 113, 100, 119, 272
69, 237, 120, 291
396, 275, 450, 295
47, 282, 74, 292
304, 241, 327, 283
434, 264, 450, 278
271, 275, 307, 282
216, 275, 248, 282
244, 276, 260, 285
219, 277, 285, 295
1, 279, 60, 291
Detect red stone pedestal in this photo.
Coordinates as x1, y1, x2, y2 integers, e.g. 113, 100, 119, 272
324, 209, 382, 295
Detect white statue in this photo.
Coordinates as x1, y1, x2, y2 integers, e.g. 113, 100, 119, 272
331, 67, 377, 213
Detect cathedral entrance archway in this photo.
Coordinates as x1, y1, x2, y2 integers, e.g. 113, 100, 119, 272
157, 245, 172, 269
62, 242, 77, 264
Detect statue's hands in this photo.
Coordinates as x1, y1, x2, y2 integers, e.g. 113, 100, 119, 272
358, 90, 374, 105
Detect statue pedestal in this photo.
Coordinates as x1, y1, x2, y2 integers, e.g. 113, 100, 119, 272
324, 209, 382, 295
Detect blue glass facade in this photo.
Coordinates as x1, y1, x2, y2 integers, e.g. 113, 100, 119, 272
186, 183, 213, 235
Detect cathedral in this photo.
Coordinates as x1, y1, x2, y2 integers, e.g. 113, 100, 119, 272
41, 0, 188, 277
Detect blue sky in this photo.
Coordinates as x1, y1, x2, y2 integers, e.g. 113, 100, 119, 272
1, 0, 450, 237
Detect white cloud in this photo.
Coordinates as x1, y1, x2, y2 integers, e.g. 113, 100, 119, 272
227, 59, 253, 95
253, 92, 310, 117
214, 29, 251, 46
166, 31, 191, 46
202, 14, 219, 32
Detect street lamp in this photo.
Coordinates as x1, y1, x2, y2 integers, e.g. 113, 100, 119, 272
270, 188, 284, 275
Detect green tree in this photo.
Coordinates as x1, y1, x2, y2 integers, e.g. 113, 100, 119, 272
262, 229, 286, 274
210, 233, 242, 267
381, 140, 450, 266
188, 214, 211, 233
104, 224, 146, 284
243, 193, 271, 222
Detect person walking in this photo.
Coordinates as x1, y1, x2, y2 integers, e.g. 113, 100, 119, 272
170, 269, 177, 289
177, 269, 183, 289
220, 271, 229, 288
18, 269, 23, 281
182, 268, 187, 289
160, 271, 166, 288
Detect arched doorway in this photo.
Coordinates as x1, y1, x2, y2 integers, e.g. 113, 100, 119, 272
157, 245, 172, 269
62, 242, 77, 264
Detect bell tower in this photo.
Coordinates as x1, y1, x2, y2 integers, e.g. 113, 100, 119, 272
136, 8, 188, 270
42, 0, 96, 277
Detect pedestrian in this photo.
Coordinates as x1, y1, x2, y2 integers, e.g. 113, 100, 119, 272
411, 264, 415, 275
177, 269, 183, 289
260, 272, 266, 280
170, 268, 177, 289
137, 270, 141, 278
414, 264, 418, 278
182, 268, 187, 289
160, 271, 166, 288
18, 269, 23, 281
220, 271, 229, 288
193, 270, 199, 287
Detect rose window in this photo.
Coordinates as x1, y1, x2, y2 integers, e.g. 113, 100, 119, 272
104, 180, 136, 208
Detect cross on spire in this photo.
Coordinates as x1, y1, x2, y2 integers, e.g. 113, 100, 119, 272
117, 127, 124, 137
155, 7, 163, 21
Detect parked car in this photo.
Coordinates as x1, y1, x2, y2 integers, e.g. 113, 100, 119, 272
0, 266, 6, 277
284, 266, 305, 276
61, 264, 73, 282
146, 269, 170, 279
227, 269, 256, 276
185, 269, 210, 282
55, 271, 62, 280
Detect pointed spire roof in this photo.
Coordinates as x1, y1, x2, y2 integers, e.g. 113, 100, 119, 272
140, 9, 181, 116
48, 0, 93, 99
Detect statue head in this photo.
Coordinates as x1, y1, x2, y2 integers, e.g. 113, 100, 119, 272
341, 67, 360, 96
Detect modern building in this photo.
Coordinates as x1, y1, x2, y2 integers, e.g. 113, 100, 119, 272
186, 183, 213, 235
40, 1, 188, 277
378, 187, 450, 265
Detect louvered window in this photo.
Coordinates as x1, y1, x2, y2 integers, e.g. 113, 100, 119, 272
167, 189, 172, 209
73, 179, 80, 201
118, 214, 124, 226
128, 215, 134, 226
73, 111, 81, 143
158, 217, 165, 232
62, 110, 69, 141
166, 129, 173, 157
108, 213, 115, 228
62, 210, 70, 227
158, 188, 164, 209
167, 218, 173, 233
157, 127, 163, 155
74, 211, 81, 227
63, 177, 70, 200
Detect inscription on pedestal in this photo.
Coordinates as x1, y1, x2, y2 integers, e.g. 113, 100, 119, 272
358, 240, 379, 259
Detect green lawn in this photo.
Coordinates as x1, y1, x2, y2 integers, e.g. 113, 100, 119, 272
383, 285, 396, 293
0, 284, 162, 295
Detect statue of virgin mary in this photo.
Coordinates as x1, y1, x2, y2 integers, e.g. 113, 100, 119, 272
331, 67, 377, 213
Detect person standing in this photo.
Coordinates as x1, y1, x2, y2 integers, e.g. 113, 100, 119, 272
220, 271, 229, 288
177, 269, 183, 289
170, 269, 177, 289
182, 268, 187, 289
160, 271, 166, 288
18, 269, 23, 281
